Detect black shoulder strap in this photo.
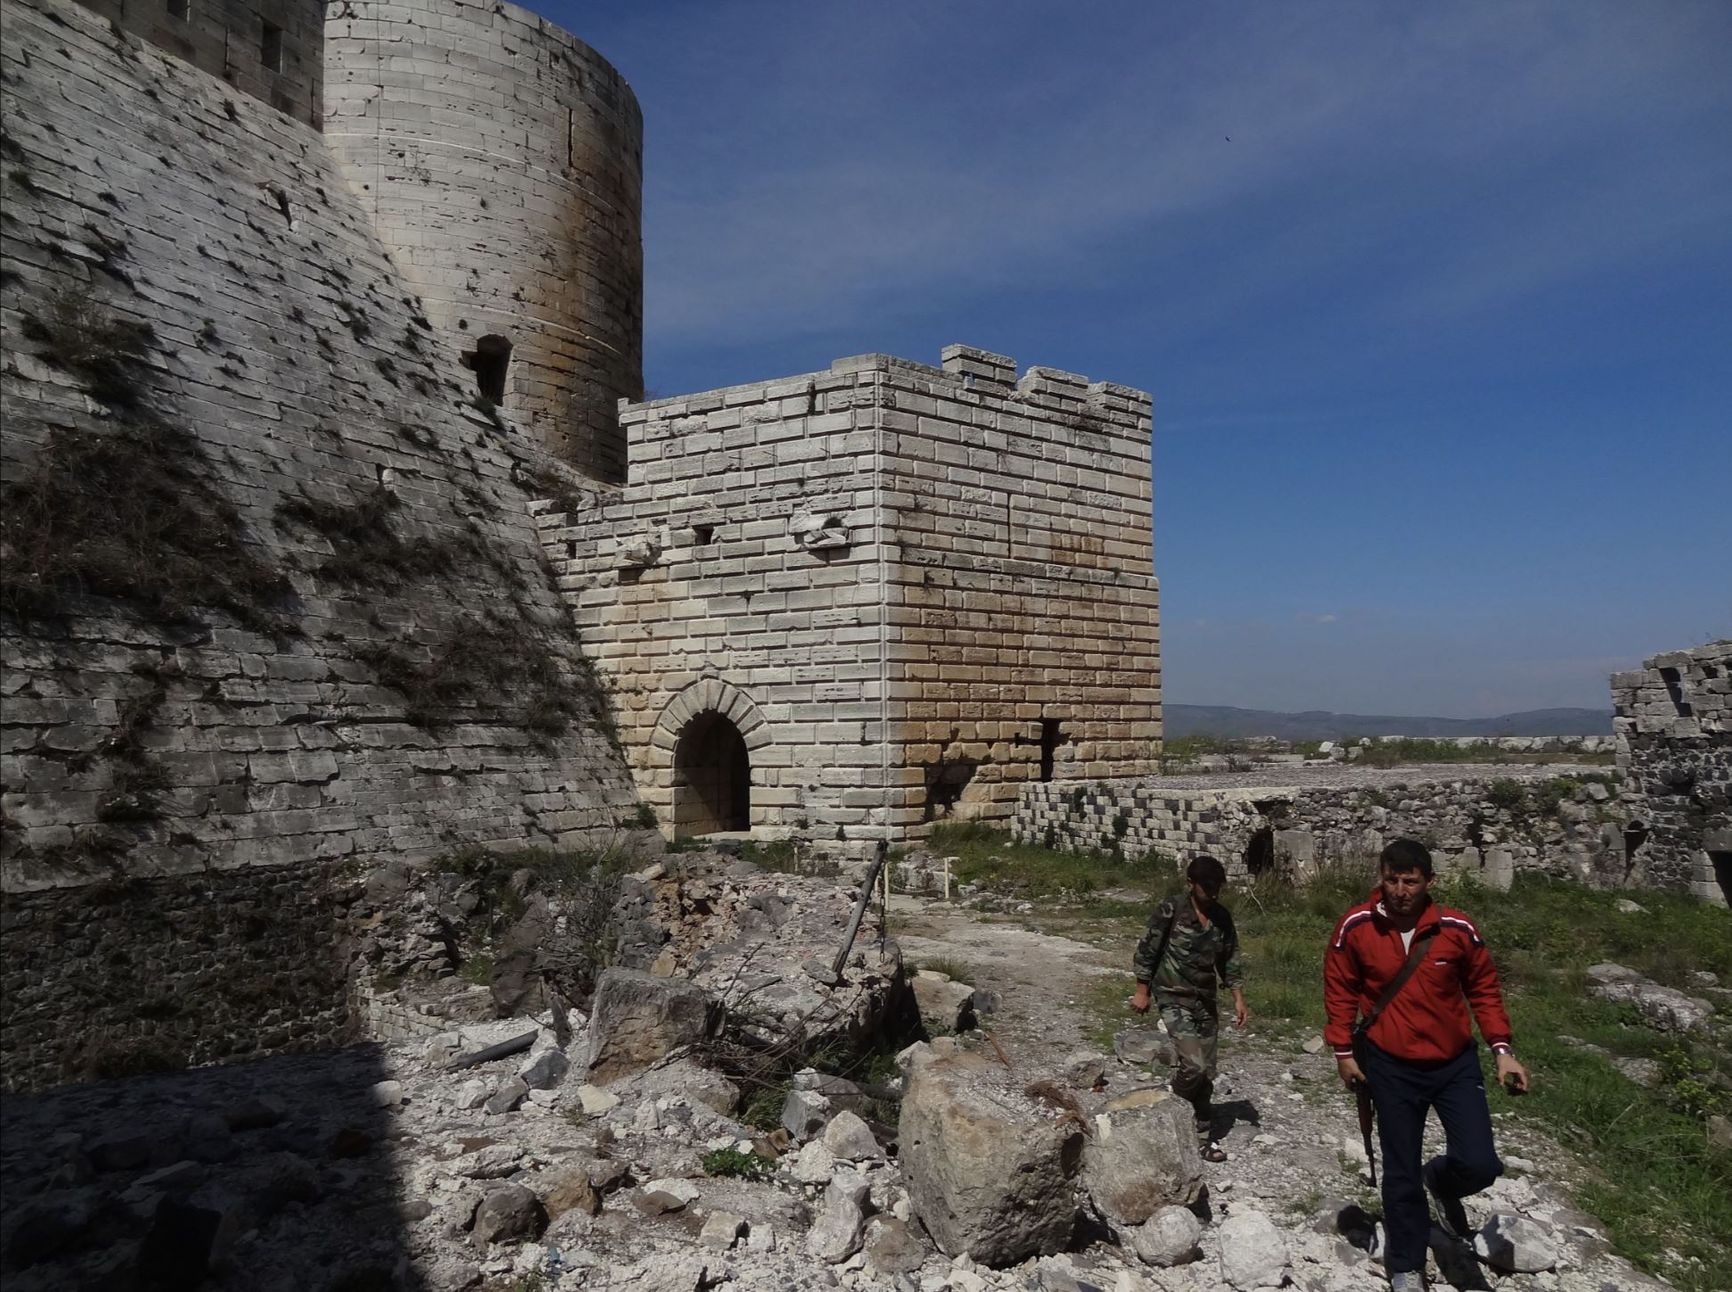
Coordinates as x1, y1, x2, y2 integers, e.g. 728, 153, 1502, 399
1354, 925, 1439, 1036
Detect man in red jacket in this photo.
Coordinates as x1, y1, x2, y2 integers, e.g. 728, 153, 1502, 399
1324, 839, 1531, 1291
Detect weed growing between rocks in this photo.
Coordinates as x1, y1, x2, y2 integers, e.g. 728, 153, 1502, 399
700, 1147, 773, 1181
273, 484, 468, 587
19, 287, 156, 408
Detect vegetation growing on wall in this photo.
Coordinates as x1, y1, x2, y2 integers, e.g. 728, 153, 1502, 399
3, 294, 289, 628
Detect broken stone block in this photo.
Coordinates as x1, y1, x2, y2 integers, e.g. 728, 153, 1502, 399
471, 1185, 545, 1246
1126, 1205, 1202, 1267
519, 1047, 570, 1090
1083, 1092, 1202, 1224
781, 1087, 831, 1142
536, 1166, 600, 1220
898, 1040, 1083, 1267
821, 1109, 881, 1162
1217, 1210, 1288, 1289
585, 969, 717, 1084
912, 971, 977, 1034
1113, 1028, 1177, 1069
138, 1194, 241, 1285
699, 1210, 745, 1250
484, 1078, 528, 1114
862, 1215, 928, 1274
1474, 1213, 1559, 1273
806, 1168, 870, 1263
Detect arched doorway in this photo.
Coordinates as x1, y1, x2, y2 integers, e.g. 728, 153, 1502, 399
673, 711, 751, 836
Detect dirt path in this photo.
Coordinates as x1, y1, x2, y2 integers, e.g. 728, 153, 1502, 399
889, 891, 1675, 1292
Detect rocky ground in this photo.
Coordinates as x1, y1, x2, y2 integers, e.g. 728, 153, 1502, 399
0, 857, 1688, 1292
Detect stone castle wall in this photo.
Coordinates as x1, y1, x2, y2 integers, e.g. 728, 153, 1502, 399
324, 0, 644, 481
545, 346, 1159, 846
74, 0, 324, 127
883, 346, 1160, 829
544, 364, 894, 844
1015, 766, 1631, 891
1613, 640, 1731, 903
1, 0, 639, 1089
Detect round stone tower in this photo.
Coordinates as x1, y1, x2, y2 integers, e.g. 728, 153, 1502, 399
323, 0, 642, 481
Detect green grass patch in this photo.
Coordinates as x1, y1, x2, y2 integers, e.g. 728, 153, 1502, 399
929, 821, 1178, 899
914, 955, 975, 985
702, 1147, 772, 1181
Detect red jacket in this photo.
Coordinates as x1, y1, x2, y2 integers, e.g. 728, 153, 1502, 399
1324, 891, 1513, 1064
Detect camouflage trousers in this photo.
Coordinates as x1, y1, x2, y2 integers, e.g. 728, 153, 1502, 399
1156, 992, 1219, 1129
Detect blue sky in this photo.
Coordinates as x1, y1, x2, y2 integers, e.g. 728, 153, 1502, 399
546, 0, 1731, 717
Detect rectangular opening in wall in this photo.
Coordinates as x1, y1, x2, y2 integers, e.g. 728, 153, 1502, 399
692, 524, 716, 546
167, 0, 189, 20
1660, 667, 1693, 717
1039, 718, 1063, 782
261, 20, 283, 73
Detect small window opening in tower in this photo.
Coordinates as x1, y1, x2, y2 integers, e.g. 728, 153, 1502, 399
462, 335, 512, 403
261, 21, 283, 73
1659, 667, 1692, 717
1039, 718, 1063, 783
567, 108, 575, 170
693, 524, 716, 546
167, 0, 189, 21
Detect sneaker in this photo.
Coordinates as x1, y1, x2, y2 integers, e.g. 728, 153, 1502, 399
1389, 1272, 1426, 1292
1423, 1159, 1471, 1240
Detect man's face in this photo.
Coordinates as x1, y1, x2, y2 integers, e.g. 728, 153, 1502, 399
1379, 865, 1433, 917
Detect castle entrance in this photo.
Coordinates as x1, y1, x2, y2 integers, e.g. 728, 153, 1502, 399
672, 711, 751, 836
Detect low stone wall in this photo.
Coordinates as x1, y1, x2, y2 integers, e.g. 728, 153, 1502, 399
0, 862, 351, 1093
1013, 765, 1633, 890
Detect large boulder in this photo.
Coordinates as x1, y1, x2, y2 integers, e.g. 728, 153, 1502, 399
1081, 1088, 1202, 1223
585, 969, 718, 1084
897, 1040, 1085, 1267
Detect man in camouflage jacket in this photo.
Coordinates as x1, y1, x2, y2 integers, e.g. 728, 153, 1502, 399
1131, 854, 1249, 1158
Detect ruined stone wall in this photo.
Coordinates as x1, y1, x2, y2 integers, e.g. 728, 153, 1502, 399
544, 366, 894, 844
1015, 767, 1630, 890
324, 0, 644, 481
1613, 639, 1732, 903
1, 0, 639, 1090
881, 346, 1159, 831
73, 0, 324, 126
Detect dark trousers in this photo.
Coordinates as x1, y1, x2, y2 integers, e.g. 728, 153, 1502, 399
1361, 1040, 1503, 1275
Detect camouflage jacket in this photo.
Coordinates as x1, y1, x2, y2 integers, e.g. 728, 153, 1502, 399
1133, 895, 1244, 997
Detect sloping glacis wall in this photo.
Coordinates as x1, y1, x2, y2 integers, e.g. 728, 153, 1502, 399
0, 0, 638, 1090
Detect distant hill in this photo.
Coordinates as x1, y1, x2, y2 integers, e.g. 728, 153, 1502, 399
1164, 704, 1611, 740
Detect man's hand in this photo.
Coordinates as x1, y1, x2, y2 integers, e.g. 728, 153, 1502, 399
1495, 1051, 1530, 1094
1337, 1055, 1367, 1090
1232, 989, 1249, 1030
1130, 982, 1151, 1014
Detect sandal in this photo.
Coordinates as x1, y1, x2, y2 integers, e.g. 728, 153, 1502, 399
1201, 1142, 1228, 1163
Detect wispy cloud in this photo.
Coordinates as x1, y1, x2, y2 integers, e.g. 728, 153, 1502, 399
596, 0, 1732, 351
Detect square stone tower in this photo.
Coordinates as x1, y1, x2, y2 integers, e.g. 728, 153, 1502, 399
543, 345, 1161, 847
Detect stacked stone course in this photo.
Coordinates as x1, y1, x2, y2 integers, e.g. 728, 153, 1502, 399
73, 0, 324, 126
1612, 639, 1731, 903
1015, 765, 1630, 891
